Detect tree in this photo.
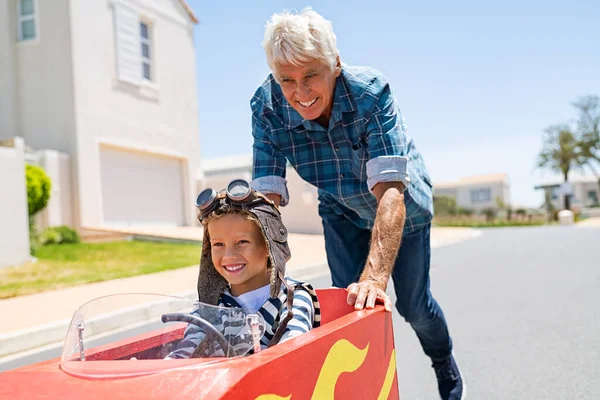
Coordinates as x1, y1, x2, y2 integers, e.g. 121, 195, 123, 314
573, 95, 600, 195
25, 164, 52, 255
536, 125, 583, 210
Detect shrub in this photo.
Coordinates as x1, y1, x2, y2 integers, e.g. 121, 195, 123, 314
53, 225, 80, 244
26, 164, 51, 216
40, 228, 62, 245
433, 195, 457, 216
40, 226, 81, 245
481, 208, 497, 221
457, 207, 474, 216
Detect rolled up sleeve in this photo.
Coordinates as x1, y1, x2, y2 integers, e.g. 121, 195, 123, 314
364, 82, 411, 193
251, 98, 290, 206
251, 175, 290, 206
366, 156, 409, 191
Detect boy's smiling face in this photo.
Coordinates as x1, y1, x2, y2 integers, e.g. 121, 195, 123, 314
208, 213, 270, 296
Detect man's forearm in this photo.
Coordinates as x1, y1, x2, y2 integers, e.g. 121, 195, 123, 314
360, 188, 406, 288
265, 193, 282, 207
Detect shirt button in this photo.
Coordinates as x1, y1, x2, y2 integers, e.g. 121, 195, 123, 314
340, 174, 344, 179
335, 146, 340, 152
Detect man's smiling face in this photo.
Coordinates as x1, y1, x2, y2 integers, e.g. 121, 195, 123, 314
276, 58, 341, 126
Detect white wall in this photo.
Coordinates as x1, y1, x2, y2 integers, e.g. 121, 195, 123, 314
34, 150, 73, 229
13, 0, 77, 154
0, 138, 31, 268
281, 167, 323, 234
0, 1, 20, 140
68, 0, 201, 227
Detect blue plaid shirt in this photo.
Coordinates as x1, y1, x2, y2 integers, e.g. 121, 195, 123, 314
250, 65, 433, 234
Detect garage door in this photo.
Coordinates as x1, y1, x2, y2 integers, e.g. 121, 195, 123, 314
99, 147, 185, 226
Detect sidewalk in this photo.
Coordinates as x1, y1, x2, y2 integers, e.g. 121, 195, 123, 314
0, 227, 480, 361
577, 217, 600, 227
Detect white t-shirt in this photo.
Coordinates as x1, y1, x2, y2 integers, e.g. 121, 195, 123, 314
230, 284, 270, 313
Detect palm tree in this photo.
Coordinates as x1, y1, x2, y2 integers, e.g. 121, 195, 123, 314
573, 95, 600, 195
537, 125, 584, 210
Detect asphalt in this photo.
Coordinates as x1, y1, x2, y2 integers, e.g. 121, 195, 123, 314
1, 219, 597, 376
0, 227, 480, 370
391, 224, 600, 400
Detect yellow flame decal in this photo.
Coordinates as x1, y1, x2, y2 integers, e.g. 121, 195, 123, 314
377, 349, 397, 400
311, 339, 370, 399
254, 339, 376, 400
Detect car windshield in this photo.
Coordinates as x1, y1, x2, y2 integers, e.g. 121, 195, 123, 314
60, 293, 265, 379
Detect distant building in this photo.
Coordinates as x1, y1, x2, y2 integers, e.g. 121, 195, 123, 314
433, 173, 510, 212
534, 172, 600, 211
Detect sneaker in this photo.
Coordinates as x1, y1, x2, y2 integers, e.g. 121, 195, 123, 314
433, 353, 466, 400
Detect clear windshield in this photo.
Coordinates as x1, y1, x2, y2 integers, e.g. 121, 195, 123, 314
60, 293, 265, 379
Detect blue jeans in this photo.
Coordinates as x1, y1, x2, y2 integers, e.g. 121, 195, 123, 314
320, 212, 453, 362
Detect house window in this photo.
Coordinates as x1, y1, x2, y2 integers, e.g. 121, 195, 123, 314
18, 0, 36, 41
470, 188, 492, 204
588, 190, 599, 206
140, 21, 152, 81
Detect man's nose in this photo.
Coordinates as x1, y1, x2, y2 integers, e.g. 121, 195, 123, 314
296, 81, 311, 98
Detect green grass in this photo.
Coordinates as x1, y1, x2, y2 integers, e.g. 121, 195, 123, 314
0, 240, 201, 299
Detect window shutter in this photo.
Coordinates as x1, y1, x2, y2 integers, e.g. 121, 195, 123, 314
114, 2, 141, 85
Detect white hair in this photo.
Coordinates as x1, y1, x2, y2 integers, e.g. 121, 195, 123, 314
262, 8, 339, 81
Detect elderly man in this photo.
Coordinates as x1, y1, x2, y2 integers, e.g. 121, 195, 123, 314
250, 8, 465, 400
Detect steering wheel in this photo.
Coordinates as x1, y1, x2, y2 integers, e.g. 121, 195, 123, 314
161, 313, 232, 358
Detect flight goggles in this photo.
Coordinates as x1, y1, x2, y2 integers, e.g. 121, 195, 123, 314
195, 179, 274, 222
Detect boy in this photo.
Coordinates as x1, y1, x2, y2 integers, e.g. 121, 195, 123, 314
167, 179, 320, 359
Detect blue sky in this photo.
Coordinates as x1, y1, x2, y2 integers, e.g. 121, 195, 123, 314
186, 0, 600, 208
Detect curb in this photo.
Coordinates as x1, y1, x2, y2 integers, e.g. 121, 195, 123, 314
0, 263, 331, 360
0, 292, 196, 359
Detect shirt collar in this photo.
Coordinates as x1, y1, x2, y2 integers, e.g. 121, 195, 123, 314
282, 67, 356, 131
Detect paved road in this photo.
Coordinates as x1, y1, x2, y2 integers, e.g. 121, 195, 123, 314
4, 225, 599, 400
310, 225, 600, 400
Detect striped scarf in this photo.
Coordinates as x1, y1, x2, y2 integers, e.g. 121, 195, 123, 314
166, 278, 320, 359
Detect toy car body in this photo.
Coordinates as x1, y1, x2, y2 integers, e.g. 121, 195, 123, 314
0, 288, 399, 399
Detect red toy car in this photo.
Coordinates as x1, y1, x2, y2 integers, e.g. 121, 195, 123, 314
0, 288, 399, 399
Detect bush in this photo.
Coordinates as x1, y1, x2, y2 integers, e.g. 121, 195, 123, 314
39, 226, 81, 245
54, 225, 80, 243
481, 208, 497, 221
457, 207, 474, 216
433, 195, 457, 216
26, 164, 51, 216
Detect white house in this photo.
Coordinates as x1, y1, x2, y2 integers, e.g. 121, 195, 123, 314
199, 155, 324, 234
535, 172, 600, 212
433, 173, 511, 212
0, 0, 201, 231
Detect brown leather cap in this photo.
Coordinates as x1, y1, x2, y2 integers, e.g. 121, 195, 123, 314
196, 188, 291, 305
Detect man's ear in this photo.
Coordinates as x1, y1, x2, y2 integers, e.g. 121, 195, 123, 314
334, 56, 342, 76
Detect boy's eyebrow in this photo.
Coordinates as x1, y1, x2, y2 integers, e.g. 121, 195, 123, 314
210, 231, 254, 240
